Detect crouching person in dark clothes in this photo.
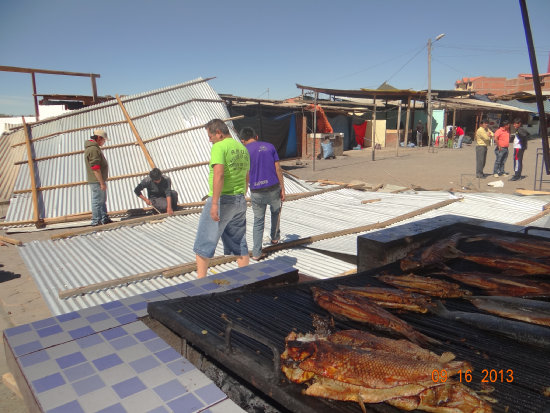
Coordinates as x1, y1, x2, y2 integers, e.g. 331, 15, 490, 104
134, 168, 178, 215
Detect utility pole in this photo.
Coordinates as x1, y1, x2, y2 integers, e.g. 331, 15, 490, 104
427, 34, 445, 148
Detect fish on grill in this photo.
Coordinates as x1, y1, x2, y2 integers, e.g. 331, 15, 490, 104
400, 233, 463, 272
336, 285, 433, 313
441, 271, 550, 297
466, 296, 550, 327
281, 330, 491, 413
461, 254, 550, 275
311, 287, 438, 345
431, 301, 550, 349
464, 233, 550, 259
378, 273, 471, 298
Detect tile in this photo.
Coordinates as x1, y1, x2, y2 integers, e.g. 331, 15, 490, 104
87, 312, 111, 323
101, 326, 128, 341
31, 317, 58, 330
21, 358, 60, 381
3, 323, 32, 337
110, 335, 138, 351
146, 407, 169, 413
46, 400, 85, 413
92, 353, 124, 371
101, 301, 124, 310
143, 338, 169, 353
107, 306, 132, 318
72, 374, 106, 396
56, 351, 86, 369
153, 379, 187, 402
112, 377, 146, 399
167, 392, 205, 413
19, 349, 50, 367
68, 326, 96, 340
32, 372, 66, 393
56, 311, 81, 323
77, 333, 104, 349
134, 329, 157, 343
154, 347, 181, 363
129, 355, 160, 374
13, 340, 42, 357
116, 313, 138, 325
166, 359, 196, 376
37, 324, 63, 338
119, 389, 164, 412
38, 383, 78, 411
194, 382, 226, 405
95, 403, 127, 413
78, 387, 120, 412
64, 362, 96, 382
99, 364, 135, 387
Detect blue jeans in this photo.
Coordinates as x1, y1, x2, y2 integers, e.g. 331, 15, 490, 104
493, 147, 508, 175
193, 195, 248, 258
250, 186, 282, 258
90, 183, 107, 225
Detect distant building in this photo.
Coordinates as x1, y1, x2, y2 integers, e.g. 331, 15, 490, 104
455, 54, 550, 97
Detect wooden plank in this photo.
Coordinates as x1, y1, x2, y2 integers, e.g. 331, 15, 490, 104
116, 95, 156, 169
515, 189, 550, 196
59, 254, 235, 299
514, 205, 550, 226
51, 206, 204, 240
0, 235, 22, 246
56, 198, 458, 297
361, 198, 381, 204
0, 65, 100, 78
21, 117, 43, 228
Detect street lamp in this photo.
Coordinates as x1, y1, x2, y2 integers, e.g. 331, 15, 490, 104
427, 33, 445, 148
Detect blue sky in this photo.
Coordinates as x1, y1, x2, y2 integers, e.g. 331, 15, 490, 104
1, 0, 549, 115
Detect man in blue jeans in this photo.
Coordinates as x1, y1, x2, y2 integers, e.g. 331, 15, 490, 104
240, 127, 285, 260
84, 129, 112, 226
193, 119, 250, 278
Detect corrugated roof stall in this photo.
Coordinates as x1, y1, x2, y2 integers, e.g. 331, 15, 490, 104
1, 77, 249, 224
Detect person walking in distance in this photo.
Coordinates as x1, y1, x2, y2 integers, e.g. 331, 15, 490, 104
509, 118, 529, 181
193, 119, 250, 278
84, 129, 112, 226
492, 120, 510, 177
454, 125, 465, 149
475, 119, 494, 178
240, 127, 285, 260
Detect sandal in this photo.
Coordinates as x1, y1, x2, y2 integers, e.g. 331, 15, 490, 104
252, 253, 268, 261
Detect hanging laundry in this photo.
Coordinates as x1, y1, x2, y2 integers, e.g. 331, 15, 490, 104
353, 121, 367, 148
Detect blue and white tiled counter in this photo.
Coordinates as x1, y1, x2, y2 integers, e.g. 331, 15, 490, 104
3, 260, 297, 413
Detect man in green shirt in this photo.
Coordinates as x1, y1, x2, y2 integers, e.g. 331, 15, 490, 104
193, 119, 250, 278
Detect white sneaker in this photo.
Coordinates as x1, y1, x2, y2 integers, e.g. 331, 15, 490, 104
493, 174, 499, 177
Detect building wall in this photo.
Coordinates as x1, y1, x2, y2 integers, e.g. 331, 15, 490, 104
455, 74, 550, 96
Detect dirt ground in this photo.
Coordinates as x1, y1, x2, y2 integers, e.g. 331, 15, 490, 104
1, 140, 549, 412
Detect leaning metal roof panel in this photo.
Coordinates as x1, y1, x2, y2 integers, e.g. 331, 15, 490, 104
3, 78, 279, 224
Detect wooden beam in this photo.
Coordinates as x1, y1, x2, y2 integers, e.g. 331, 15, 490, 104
21, 117, 44, 228
0, 235, 22, 246
0, 65, 101, 78
56, 197, 459, 297
116, 95, 156, 169
514, 204, 550, 226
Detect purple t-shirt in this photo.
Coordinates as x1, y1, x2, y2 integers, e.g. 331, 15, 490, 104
246, 141, 280, 190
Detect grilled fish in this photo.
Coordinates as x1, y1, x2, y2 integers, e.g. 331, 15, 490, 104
337, 285, 432, 313
388, 382, 493, 413
466, 296, 550, 327
378, 273, 471, 298
431, 301, 550, 349
442, 271, 550, 297
311, 287, 438, 345
461, 254, 550, 275
281, 331, 489, 412
400, 233, 463, 272
465, 233, 550, 259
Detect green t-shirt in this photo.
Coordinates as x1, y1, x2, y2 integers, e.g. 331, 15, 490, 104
208, 137, 250, 196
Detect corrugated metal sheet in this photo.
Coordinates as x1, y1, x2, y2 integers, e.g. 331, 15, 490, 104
4, 78, 293, 223
307, 191, 550, 255
0, 129, 24, 202
17, 187, 550, 316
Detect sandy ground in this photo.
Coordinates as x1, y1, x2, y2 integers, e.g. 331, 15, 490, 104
0, 141, 549, 412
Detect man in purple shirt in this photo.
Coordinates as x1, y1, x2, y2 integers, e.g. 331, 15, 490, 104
240, 127, 285, 260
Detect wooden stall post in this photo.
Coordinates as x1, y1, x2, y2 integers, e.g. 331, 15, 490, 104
22, 117, 44, 228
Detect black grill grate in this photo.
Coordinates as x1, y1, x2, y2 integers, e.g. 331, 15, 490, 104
148, 264, 550, 413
